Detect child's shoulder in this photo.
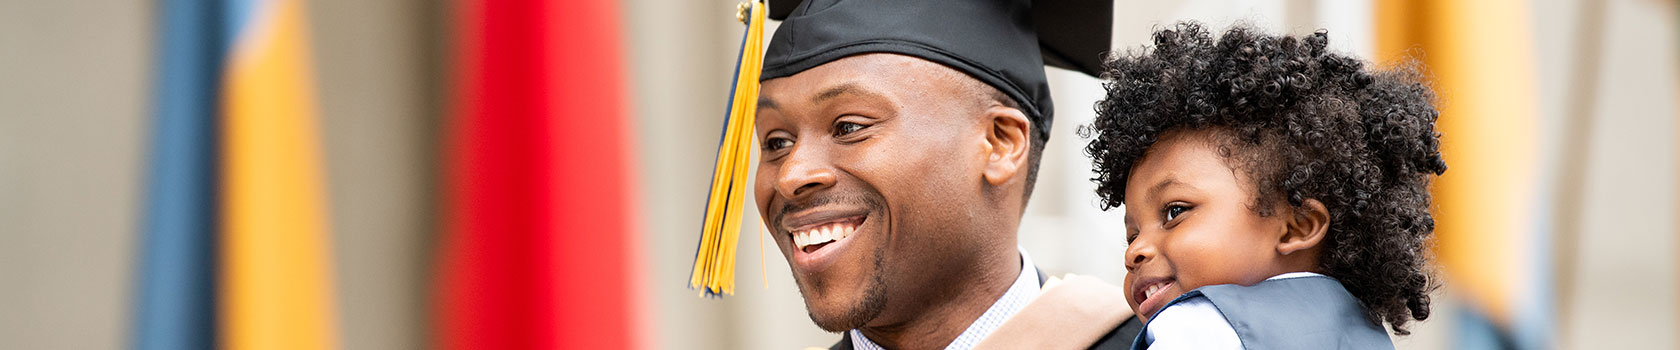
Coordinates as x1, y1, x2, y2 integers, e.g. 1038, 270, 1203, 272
1192, 273, 1369, 325
1142, 296, 1242, 349
1195, 272, 1351, 303
1139, 274, 1395, 350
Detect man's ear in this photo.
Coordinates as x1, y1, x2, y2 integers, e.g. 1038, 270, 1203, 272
982, 106, 1031, 186
1279, 198, 1330, 255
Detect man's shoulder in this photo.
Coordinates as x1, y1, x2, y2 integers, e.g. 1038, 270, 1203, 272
1088, 315, 1143, 350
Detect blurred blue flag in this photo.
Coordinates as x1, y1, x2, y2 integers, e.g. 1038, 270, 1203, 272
132, 0, 226, 349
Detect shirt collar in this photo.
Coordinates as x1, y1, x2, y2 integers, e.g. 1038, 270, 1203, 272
1266, 271, 1324, 281
849, 247, 1041, 350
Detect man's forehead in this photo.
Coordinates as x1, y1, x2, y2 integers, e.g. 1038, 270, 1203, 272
761, 54, 970, 104
758, 81, 887, 113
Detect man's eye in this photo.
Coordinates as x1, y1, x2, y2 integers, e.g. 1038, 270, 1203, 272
834, 121, 866, 137
764, 137, 794, 151
1164, 204, 1190, 222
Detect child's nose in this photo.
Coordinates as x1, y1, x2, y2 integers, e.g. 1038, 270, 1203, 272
1124, 238, 1156, 271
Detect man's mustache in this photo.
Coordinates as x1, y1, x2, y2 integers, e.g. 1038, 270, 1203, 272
772, 193, 885, 229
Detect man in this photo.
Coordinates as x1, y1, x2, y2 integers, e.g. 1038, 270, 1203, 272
747, 0, 1142, 348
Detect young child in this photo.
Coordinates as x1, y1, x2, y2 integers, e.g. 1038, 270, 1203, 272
1082, 22, 1446, 349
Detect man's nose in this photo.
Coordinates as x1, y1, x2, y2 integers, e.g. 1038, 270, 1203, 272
775, 145, 836, 199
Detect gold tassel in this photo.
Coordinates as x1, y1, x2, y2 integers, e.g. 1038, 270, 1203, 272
690, 0, 767, 297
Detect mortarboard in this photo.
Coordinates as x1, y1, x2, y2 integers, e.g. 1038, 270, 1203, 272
692, 0, 1114, 297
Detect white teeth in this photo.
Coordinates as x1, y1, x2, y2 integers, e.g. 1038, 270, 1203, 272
793, 222, 859, 249
1144, 283, 1168, 300
817, 226, 836, 244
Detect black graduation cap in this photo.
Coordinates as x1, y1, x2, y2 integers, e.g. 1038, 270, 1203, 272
691, 0, 1112, 297
762, 0, 1115, 140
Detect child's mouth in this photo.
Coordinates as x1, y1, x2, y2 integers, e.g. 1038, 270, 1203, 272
1144, 282, 1170, 300
1134, 279, 1177, 317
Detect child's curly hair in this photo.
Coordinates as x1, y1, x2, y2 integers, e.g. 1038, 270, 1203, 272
1081, 22, 1447, 335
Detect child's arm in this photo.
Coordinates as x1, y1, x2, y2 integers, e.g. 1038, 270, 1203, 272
1144, 297, 1243, 349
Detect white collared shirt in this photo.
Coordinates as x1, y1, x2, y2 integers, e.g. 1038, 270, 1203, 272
1143, 272, 1325, 349
849, 247, 1041, 350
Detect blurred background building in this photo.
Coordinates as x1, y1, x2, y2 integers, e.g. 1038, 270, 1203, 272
0, 0, 1674, 349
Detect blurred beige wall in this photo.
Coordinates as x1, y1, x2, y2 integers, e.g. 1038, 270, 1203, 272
0, 0, 1675, 349
306, 0, 438, 349
1540, 0, 1680, 348
0, 0, 148, 349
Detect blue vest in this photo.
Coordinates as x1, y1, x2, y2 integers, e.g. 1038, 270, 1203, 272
1131, 275, 1393, 349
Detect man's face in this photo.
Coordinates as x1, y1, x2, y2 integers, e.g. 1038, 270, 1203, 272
754, 54, 995, 332
1120, 130, 1291, 322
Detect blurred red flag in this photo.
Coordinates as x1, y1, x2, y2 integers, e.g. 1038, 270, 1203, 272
434, 0, 638, 349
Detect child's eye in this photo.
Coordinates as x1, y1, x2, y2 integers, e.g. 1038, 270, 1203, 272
1163, 203, 1191, 222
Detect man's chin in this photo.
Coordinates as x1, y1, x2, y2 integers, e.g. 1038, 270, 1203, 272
803, 294, 887, 332
791, 229, 892, 333
798, 280, 889, 332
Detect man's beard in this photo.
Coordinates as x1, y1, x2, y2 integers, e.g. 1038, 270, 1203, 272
799, 249, 889, 332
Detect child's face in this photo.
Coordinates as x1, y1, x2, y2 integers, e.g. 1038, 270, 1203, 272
1120, 130, 1309, 322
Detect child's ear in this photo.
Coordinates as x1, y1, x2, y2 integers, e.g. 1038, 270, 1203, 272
1278, 198, 1329, 255
982, 106, 1031, 186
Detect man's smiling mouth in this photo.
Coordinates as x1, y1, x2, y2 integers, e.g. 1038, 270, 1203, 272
775, 194, 883, 273
791, 216, 864, 254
